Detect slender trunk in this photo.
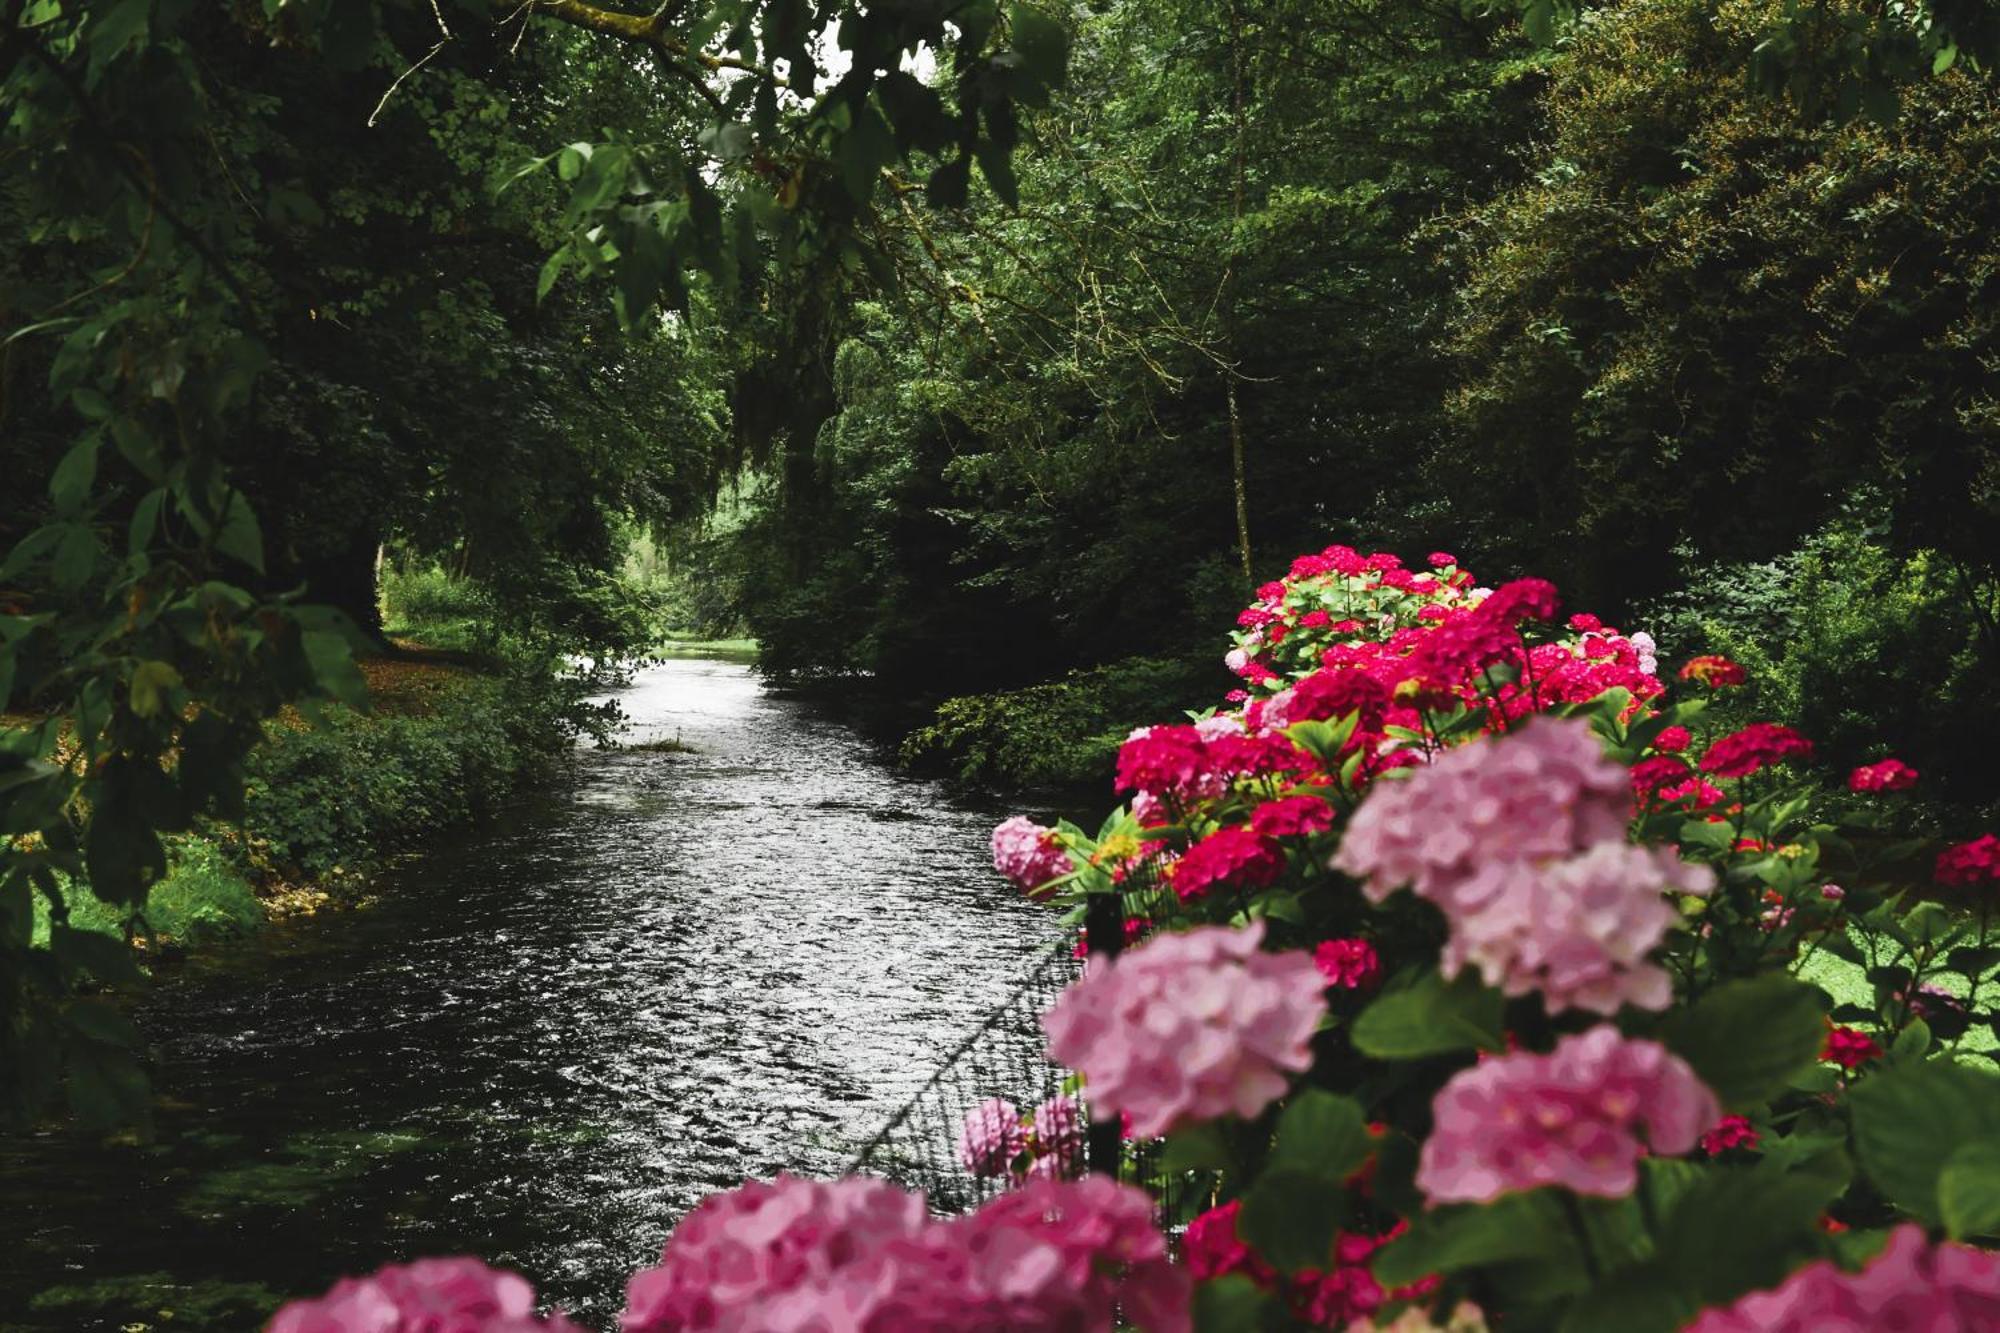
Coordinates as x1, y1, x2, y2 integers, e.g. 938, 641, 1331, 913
1224, 0, 1252, 580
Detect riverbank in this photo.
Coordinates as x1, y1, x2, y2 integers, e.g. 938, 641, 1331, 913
25, 637, 591, 966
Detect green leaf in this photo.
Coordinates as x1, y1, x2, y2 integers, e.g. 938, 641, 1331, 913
1237, 1168, 1344, 1273
926, 154, 972, 209
49, 438, 100, 513
1191, 1274, 1284, 1331
838, 104, 897, 204
1007, 4, 1070, 91
1660, 974, 1825, 1109
1351, 968, 1505, 1060
1267, 1089, 1373, 1181
1849, 1060, 2000, 1224
1656, 1156, 1848, 1304
50, 924, 143, 986
211, 492, 264, 574
1939, 1143, 2000, 1240
66, 1038, 151, 1135
303, 630, 368, 710
1161, 1121, 1234, 1173
128, 487, 167, 557
1371, 1190, 1573, 1287
976, 140, 1019, 208
128, 660, 182, 719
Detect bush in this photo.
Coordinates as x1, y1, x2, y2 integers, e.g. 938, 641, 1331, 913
33, 837, 263, 948
902, 656, 1218, 789
238, 668, 574, 882
1641, 506, 2000, 823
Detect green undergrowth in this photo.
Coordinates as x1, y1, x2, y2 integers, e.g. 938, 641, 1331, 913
31, 838, 264, 950
901, 655, 1218, 789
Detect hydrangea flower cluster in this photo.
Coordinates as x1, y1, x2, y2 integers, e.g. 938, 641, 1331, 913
269, 1257, 585, 1332
1697, 722, 1814, 779
1416, 1027, 1719, 1204
1183, 1202, 1441, 1330
958, 1097, 1024, 1178
1314, 937, 1382, 990
990, 816, 1073, 893
1336, 718, 1711, 1013
1040, 921, 1327, 1137
1683, 1224, 2000, 1331
618, 1173, 1188, 1333
1848, 757, 1918, 792
1169, 825, 1287, 900
1937, 833, 2000, 887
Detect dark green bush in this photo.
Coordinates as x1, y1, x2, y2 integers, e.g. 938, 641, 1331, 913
901, 655, 1218, 790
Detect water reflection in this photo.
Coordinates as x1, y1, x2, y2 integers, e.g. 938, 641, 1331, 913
1, 660, 1063, 1329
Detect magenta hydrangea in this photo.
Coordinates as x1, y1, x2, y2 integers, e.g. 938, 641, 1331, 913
958, 1097, 1024, 1179
269, 1257, 585, 1333
619, 1173, 1188, 1333
1683, 1224, 2000, 1331
1333, 717, 1632, 913
990, 816, 1072, 893
1040, 921, 1327, 1137
1417, 1026, 1719, 1204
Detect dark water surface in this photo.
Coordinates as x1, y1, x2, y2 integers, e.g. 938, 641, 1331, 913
1, 659, 1062, 1330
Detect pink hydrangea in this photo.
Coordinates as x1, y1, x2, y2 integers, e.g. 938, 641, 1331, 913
991, 816, 1072, 893
1821, 1026, 1881, 1069
1314, 938, 1382, 990
1848, 757, 1918, 792
1040, 921, 1327, 1137
1936, 833, 2000, 887
949, 1175, 1190, 1333
1682, 1224, 2000, 1331
270, 1258, 585, 1333
1440, 842, 1713, 1015
1029, 1095, 1085, 1179
959, 1097, 1024, 1178
1416, 1027, 1719, 1204
1333, 717, 1632, 913
621, 1174, 1188, 1333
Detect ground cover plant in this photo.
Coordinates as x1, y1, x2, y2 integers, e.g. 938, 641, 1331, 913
266, 540, 2000, 1329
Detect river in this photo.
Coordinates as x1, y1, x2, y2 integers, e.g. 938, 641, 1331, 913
0, 658, 1067, 1330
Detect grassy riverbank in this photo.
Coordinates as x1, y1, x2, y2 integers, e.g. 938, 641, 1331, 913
23, 623, 596, 962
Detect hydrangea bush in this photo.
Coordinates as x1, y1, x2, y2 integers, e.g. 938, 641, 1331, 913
271, 543, 2000, 1331
992, 545, 2000, 1330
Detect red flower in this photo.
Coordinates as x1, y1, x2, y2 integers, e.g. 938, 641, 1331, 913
1653, 725, 1692, 753
1297, 610, 1331, 630
1286, 667, 1389, 729
1168, 826, 1285, 901
1700, 1115, 1760, 1155
1849, 758, 1919, 793
1678, 654, 1748, 687
1251, 795, 1336, 839
1427, 551, 1458, 567
1936, 834, 2000, 887
1313, 938, 1382, 990
1632, 756, 1691, 805
1700, 723, 1814, 779
1480, 577, 1561, 625
1821, 1026, 1882, 1070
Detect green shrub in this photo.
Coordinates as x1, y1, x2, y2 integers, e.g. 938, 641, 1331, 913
902, 655, 1218, 789
1641, 507, 2000, 822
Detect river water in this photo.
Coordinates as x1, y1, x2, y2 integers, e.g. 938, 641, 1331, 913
1, 659, 1067, 1330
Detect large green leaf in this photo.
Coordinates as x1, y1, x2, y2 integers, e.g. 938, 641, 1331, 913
1849, 1060, 2000, 1224
1661, 974, 1825, 1109
1938, 1143, 2000, 1240
1351, 968, 1504, 1060
1372, 1191, 1574, 1287
1238, 1169, 1345, 1273
1266, 1089, 1373, 1180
